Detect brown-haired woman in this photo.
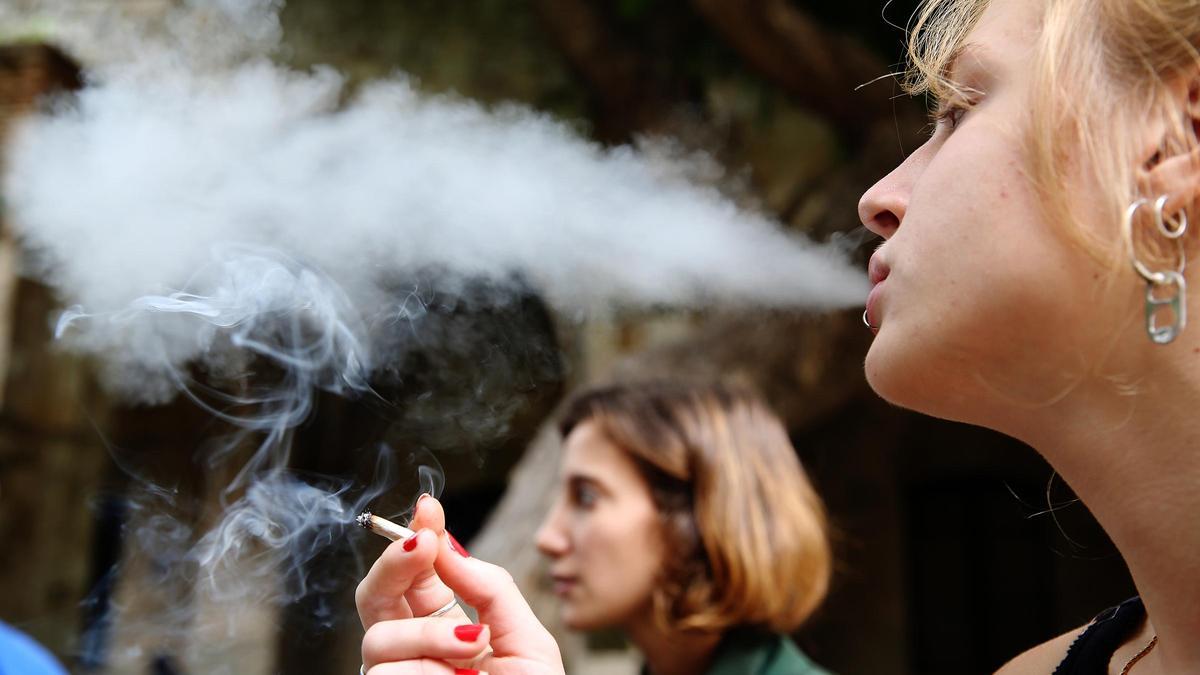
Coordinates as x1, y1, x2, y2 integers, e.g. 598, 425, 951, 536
534, 383, 832, 675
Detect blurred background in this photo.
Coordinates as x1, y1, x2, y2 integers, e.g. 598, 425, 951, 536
0, 1, 1135, 674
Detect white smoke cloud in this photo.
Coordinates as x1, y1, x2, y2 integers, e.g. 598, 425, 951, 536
7, 58, 866, 397
4, 0, 867, 404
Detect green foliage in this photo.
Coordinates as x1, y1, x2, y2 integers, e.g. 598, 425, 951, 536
614, 0, 656, 21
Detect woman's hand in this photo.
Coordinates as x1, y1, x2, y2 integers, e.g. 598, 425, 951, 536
356, 495, 564, 675
356, 495, 470, 629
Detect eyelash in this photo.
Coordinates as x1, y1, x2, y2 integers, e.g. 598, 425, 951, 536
934, 99, 971, 130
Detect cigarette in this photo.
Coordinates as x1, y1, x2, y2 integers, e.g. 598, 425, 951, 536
356, 509, 482, 635
356, 511, 415, 542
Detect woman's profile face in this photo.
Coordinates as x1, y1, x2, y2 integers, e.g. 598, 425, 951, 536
535, 421, 667, 631
858, 0, 1135, 430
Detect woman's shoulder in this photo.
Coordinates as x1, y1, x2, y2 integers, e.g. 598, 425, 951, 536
997, 597, 1148, 675
707, 629, 833, 675
994, 625, 1087, 675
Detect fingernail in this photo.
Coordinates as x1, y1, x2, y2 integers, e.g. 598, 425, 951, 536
402, 533, 419, 552
453, 669, 480, 675
453, 623, 484, 642
448, 532, 469, 558
416, 493, 431, 508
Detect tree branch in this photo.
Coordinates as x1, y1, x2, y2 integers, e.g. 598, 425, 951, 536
532, 0, 672, 141
690, 0, 901, 137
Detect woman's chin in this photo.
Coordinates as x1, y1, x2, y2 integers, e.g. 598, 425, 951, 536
560, 606, 615, 632
864, 332, 913, 406
559, 607, 588, 631
866, 337, 1004, 432
864, 330, 953, 416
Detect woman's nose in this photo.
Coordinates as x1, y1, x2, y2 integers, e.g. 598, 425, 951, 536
858, 177, 907, 240
535, 507, 569, 558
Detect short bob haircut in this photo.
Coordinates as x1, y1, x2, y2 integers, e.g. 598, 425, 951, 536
559, 381, 832, 634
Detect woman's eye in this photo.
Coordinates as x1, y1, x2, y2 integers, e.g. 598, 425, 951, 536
571, 484, 598, 509
935, 101, 971, 131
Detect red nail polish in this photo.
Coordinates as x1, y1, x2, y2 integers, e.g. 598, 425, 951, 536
402, 533, 419, 552
453, 624, 484, 642
454, 669, 480, 675
448, 533, 469, 557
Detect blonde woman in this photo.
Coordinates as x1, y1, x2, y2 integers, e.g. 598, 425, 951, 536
355, 1, 1200, 673
534, 383, 831, 675
859, 1, 1199, 672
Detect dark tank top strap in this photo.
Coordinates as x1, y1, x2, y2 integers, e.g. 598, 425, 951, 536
1053, 597, 1147, 675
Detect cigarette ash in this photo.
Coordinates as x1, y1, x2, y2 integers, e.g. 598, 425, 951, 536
354, 511, 372, 530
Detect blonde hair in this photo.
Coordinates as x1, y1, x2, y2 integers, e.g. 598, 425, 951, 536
905, 0, 1200, 271
559, 382, 831, 634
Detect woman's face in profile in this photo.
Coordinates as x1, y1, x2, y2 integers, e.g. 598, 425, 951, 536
535, 421, 668, 631
857, 0, 1134, 429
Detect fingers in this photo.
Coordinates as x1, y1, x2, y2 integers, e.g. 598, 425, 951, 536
359, 496, 560, 672
356, 528, 437, 628
366, 662, 487, 675
362, 619, 490, 671
434, 545, 562, 664
411, 495, 468, 558
399, 496, 471, 621
410, 494, 447, 534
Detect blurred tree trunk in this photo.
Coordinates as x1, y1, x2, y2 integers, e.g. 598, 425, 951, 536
0, 43, 110, 663
468, 424, 591, 665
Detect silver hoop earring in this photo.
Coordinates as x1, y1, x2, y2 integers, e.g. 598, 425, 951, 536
1154, 195, 1189, 239
862, 309, 877, 331
1123, 197, 1188, 344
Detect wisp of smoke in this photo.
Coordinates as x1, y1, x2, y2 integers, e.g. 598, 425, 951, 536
198, 473, 376, 605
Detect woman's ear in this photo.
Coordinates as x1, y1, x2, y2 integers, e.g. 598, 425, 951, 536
1140, 74, 1200, 214
1145, 147, 1200, 215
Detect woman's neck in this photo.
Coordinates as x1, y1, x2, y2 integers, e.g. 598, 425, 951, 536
624, 615, 723, 675
1014, 358, 1200, 674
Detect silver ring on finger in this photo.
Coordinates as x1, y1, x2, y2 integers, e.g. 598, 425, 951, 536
426, 598, 458, 618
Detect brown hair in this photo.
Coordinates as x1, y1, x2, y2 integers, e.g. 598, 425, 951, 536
904, 0, 1200, 273
559, 381, 831, 634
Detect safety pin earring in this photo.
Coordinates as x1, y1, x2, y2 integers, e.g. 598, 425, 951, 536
1124, 197, 1189, 345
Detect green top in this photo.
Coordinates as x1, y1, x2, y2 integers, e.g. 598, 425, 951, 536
642, 628, 833, 675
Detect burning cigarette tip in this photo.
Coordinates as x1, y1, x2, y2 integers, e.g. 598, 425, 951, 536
355, 510, 414, 542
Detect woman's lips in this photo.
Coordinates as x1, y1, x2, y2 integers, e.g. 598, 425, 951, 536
865, 281, 886, 332
865, 253, 891, 331
868, 252, 891, 286
550, 574, 577, 596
